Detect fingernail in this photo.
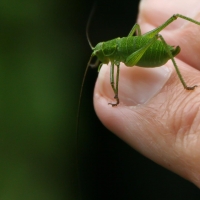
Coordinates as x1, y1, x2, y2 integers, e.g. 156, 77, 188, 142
97, 64, 171, 106
119, 65, 171, 105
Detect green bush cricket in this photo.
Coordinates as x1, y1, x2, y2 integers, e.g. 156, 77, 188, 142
76, 12, 200, 133
87, 14, 200, 106
76, 10, 200, 198
77, 11, 200, 140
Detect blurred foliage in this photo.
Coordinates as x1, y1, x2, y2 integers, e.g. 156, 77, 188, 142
0, 0, 88, 199
0, 0, 200, 199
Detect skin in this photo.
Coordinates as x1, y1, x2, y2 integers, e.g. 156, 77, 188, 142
94, 0, 200, 187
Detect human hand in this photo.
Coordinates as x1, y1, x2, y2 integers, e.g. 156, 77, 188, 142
94, 0, 200, 187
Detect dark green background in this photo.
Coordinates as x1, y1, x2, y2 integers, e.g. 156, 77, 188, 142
1, 0, 200, 199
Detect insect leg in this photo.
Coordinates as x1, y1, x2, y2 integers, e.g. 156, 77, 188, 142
108, 61, 120, 106
125, 35, 159, 66
128, 23, 142, 36
175, 14, 200, 26
143, 15, 178, 38
144, 14, 200, 39
158, 34, 197, 90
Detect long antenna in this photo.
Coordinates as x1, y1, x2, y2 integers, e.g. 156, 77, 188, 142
86, 2, 97, 49
76, 54, 94, 139
76, 2, 97, 154
76, 3, 97, 150
76, 3, 97, 198
76, 54, 94, 199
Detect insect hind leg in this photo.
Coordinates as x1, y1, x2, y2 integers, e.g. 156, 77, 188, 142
158, 34, 197, 90
144, 14, 200, 39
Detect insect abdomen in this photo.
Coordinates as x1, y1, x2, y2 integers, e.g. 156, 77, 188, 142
117, 36, 175, 67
